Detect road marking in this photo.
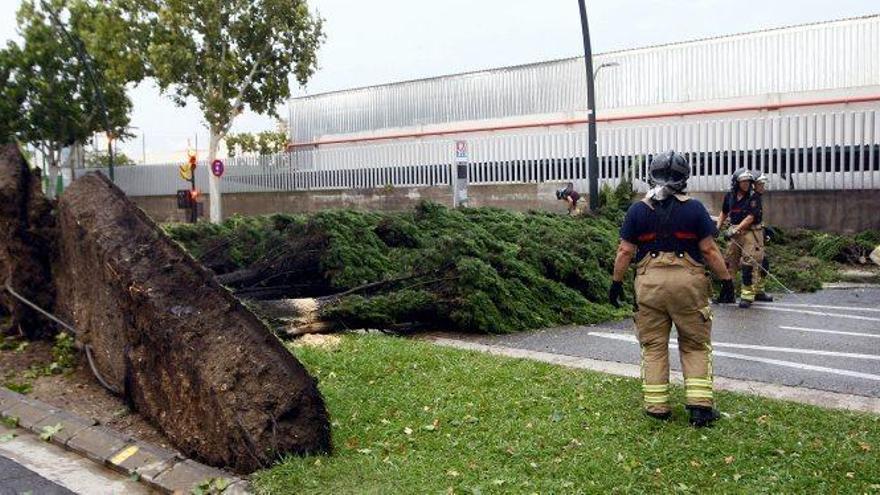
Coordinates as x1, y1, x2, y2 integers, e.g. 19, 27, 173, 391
749, 305, 880, 322
779, 326, 880, 339
587, 332, 880, 381
760, 302, 880, 313
588, 331, 880, 360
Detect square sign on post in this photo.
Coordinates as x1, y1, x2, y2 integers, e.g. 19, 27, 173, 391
453, 140, 469, 208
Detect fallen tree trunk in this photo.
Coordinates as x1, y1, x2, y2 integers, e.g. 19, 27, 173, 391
53, 172, 331, 473
0, 144, 56, 339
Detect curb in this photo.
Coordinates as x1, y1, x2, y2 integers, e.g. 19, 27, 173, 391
426, 336, 880, 415
0, 387, 252, 494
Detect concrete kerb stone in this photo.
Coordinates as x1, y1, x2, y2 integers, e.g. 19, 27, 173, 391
32, 410, 96, 447
1, 397, 57, 429
66, 425, 130, 464
0, 387, 251, 494
106, 441, 179, 485
426, 337, 880, 415
153, 459, 241, 494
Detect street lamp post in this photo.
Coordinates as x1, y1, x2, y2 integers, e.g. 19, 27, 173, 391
577, 0, 600, 211
594, 61, 620, 78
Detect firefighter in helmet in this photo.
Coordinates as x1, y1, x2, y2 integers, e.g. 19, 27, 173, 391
716, 169, 763, 308
609, 151, 735, 427
751, 173, 773, 302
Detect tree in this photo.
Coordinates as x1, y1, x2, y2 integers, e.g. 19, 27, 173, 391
84, 149, 137, 168
125, 0, 324, 222
2, 0, 137, 191
226, 129, 288, 157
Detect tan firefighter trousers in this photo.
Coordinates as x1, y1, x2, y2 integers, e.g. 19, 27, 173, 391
725, 228, 764, 302
634, 252, 715, 413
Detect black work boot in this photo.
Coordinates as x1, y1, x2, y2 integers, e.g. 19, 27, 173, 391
755, 293, 774, 302
687, 406, 721, 428
738, 299, 752, 309
645, 410, 671, 421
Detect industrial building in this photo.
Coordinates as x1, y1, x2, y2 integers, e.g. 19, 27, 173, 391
287, 15, 880, 192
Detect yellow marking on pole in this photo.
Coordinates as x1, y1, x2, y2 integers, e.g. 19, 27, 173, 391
110, 445, 140, 465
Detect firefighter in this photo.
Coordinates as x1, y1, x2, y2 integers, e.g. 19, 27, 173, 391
609, 151, 735, 427
752, 173, 773, 302
716, 169, 763, 308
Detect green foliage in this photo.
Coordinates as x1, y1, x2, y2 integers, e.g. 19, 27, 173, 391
254, 335, 880, 494
191, 477, 231, 495
39, 423, 64, 441
2, 416, 19, 428
51, 332, 76, 371
3, 382, 32, 395
169, 203, 630, 333
598, 176, 635, 213
226, 131, 288, 157
164, 213, 306, 269
119, 0, 325, 165
3, 1, 137, 165
83, 150, 137, 168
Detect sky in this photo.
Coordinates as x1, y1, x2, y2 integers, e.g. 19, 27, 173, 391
1, 0, 878, 163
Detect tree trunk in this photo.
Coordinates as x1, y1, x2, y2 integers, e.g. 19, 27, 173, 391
208, 128, 223, 223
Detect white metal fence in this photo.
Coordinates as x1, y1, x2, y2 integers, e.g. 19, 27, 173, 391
100, 109, 880, 197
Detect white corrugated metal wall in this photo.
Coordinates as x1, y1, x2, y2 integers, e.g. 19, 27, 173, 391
289, 16, 880, 143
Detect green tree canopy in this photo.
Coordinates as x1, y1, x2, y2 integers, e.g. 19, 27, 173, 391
120, 0, 324, 221
0, 0, 138, 169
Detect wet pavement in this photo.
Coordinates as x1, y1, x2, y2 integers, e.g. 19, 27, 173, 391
0, 426, 149, 495
468, 287, 880, 398
0, 455, 75, 494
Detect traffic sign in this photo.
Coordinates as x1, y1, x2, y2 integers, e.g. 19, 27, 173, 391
179, 164, 192, 181
211, 159, 225, 178
455, 140, 468, 164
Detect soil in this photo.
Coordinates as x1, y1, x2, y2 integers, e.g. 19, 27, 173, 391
0, 341, 174, 449
52, 173, 330, 473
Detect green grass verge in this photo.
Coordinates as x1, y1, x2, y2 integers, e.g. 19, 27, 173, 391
254, 335, 880, 494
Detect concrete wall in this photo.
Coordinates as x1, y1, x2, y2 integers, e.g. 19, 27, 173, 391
691, 190, 880, 234
133, 185, 879, 233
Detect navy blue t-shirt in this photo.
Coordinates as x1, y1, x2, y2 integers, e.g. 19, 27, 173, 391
620, 197, 718, 263
722, 192, 760, 225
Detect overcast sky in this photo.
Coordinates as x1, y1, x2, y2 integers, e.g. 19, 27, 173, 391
1, 0, 877, 162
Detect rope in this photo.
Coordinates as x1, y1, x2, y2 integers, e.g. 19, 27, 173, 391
3, 280, 122, 396
726, 238, 810, 304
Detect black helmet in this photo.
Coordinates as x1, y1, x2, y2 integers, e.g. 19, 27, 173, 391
730, 168, 755, 191
648, 151, 690, 191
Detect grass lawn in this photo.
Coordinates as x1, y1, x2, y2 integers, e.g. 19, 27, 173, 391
253, 335, 880, 494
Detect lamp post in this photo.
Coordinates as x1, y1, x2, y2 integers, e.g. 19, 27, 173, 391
594, 61, 620, 78
577, 0, 599, 211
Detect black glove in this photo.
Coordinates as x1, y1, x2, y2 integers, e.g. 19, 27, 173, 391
717, 279, 735, 304
609, 281, 624, 308
723, 227, 738, 241
764, 226, 776, 243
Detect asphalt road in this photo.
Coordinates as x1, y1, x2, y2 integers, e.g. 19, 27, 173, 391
0, 428, 148, 495
472, 287, 880, 398
0, 455, 75, 495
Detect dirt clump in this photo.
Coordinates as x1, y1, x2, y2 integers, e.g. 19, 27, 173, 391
0, 144, 56, 339
52, 173, 330, 473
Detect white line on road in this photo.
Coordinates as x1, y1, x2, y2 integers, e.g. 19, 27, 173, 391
749, 305, 880, 322
588, 332, 880, 360
587, 332, 880, 381
779, 326, 880, 339
760, 302, 880, 313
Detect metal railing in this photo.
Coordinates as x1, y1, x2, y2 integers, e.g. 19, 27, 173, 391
96, 109, 880, 197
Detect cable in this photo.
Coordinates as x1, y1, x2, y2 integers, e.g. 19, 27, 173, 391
725, 236, 810, 304
3, 280, 122, 396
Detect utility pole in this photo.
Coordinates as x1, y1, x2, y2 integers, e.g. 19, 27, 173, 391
577, 0, 600, 211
